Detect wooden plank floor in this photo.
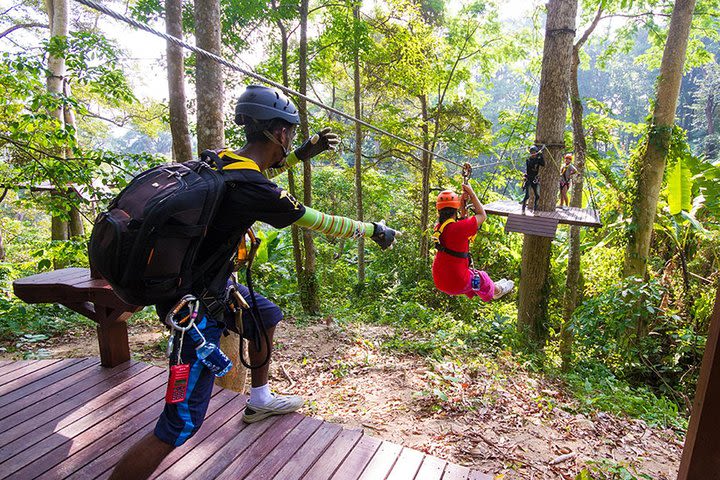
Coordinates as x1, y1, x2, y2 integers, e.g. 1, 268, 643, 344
484, 200, 602, 228
0, 359, 493, 480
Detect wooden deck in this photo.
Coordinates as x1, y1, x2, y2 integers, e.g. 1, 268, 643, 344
0, 358, 492, 480
484, 200, 602, 228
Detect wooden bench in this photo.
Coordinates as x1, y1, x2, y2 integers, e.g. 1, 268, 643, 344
12, 268, 142, 367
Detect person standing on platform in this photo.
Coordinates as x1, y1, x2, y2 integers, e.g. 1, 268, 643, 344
558, 153, 578, 209
520, 144, 545, 214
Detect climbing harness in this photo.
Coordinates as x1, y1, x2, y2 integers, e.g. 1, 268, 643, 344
233, 228, 272, 370
432, 218, 475, 264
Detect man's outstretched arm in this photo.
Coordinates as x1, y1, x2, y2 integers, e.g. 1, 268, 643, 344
294, 206, 399, 250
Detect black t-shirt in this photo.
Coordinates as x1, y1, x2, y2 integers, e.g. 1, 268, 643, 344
526, 153, 545, 180
193, 168, 306, 293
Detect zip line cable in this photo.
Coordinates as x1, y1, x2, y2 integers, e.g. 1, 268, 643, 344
74, 0, 485, 171
480, 82, 536, 201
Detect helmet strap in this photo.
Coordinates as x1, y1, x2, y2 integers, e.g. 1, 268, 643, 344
262, 130, 290, 158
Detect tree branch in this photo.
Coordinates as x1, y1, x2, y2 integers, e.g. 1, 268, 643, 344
575, 6, 604, 51
0, 23, 47, 39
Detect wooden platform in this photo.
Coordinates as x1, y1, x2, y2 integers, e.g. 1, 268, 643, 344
484, 200, 602, 228
505, 214, 558, 238
0, 359, 492, 479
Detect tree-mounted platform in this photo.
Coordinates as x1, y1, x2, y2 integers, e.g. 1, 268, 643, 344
484, 200, 602, 228
505, 214, 559, 238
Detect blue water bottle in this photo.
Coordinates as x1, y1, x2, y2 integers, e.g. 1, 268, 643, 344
471, 273, 481, 290
196, 342, 232, 377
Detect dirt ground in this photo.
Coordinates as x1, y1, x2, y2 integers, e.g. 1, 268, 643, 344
1, 318, 683, 479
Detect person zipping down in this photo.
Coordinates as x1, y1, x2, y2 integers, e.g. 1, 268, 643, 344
432, 182, 514, 301
109, 85, 400, 480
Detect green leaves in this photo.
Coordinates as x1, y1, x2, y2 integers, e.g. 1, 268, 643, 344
666, 157, 692, 215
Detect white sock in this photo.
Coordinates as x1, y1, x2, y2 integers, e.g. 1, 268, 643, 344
249, 384, 273, 406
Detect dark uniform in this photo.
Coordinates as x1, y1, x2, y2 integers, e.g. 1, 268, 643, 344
521, 152, 545, 211
155, 157, 305, 446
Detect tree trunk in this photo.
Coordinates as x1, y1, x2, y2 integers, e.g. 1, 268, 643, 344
419, 94, 432, 260
194, 0, 244, 393
560, 6, 602, 371
62, 59, 83, 238
353, 4, 365, 287
623, 0, 696, 279
166, 0, 193, 163
68, 207, 84, 238
705, 92, 716, 158
194, 0, 224, 155
45, 0, 70, 265
272, 0, 304, 288
517, 0, 577, 347
298, 0, 320, 314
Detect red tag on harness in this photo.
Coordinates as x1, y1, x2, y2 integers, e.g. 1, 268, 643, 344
165, 364, 190, 404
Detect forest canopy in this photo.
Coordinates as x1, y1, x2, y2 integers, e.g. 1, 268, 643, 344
1, 0, 719, 477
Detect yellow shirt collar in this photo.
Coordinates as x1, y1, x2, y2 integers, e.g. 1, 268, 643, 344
219, 150, 261, 172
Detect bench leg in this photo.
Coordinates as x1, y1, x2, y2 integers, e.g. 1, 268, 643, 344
97, 320, 131, 367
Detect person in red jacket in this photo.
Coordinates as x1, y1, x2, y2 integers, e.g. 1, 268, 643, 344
431, 183, 514, 301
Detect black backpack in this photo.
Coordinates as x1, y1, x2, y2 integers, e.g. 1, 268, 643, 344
88, 153, 236, 306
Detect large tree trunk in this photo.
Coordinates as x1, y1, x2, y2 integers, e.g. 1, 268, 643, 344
353, 4, 365, 287
517, 0, 577, 346
272, 0, 304, 289
419, 94, 432, 260
68, 207, 84, 238
45, 0, 68, 269
560, 6, 602, 371
194, 0, 224, 155
166, 0, 193, 163
63, 63, 83, 238
623, 0, 696, 278
298, 0, 320, 314
45, 0, 69, 265
194, 0, 245, 393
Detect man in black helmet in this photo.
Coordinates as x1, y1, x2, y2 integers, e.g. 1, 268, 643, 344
110, 85, 399, 479
520, 144, 545, 213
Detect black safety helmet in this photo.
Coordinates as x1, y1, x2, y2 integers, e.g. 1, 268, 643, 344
234, 85, 300, 126
529, 145, 539, 154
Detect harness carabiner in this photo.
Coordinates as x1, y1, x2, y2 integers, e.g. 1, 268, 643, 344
165, 294, 200, 332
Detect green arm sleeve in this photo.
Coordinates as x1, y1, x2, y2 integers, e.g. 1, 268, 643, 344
294, 206, 375, 239
263, 151, 302, 179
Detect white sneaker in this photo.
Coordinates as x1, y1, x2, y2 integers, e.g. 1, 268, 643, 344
242, 393, 304, 423
493, 279, 514, 299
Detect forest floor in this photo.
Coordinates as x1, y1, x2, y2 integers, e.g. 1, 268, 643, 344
1, 317, 684, 479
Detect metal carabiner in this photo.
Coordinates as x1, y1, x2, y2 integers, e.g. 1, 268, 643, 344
165, 294, 200, 332
462, 163, 472, 186
224, 282, 250, 312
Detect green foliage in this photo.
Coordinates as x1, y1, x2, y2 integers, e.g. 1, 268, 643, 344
570, 277, 704, 404
576, 460, 653, 480
666, 157, 693, 215
0, 298, 94, 343
565, 363, 687, 430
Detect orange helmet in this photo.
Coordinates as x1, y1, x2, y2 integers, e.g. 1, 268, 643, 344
564, 153, 573, 160
436, 190, 461, 210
